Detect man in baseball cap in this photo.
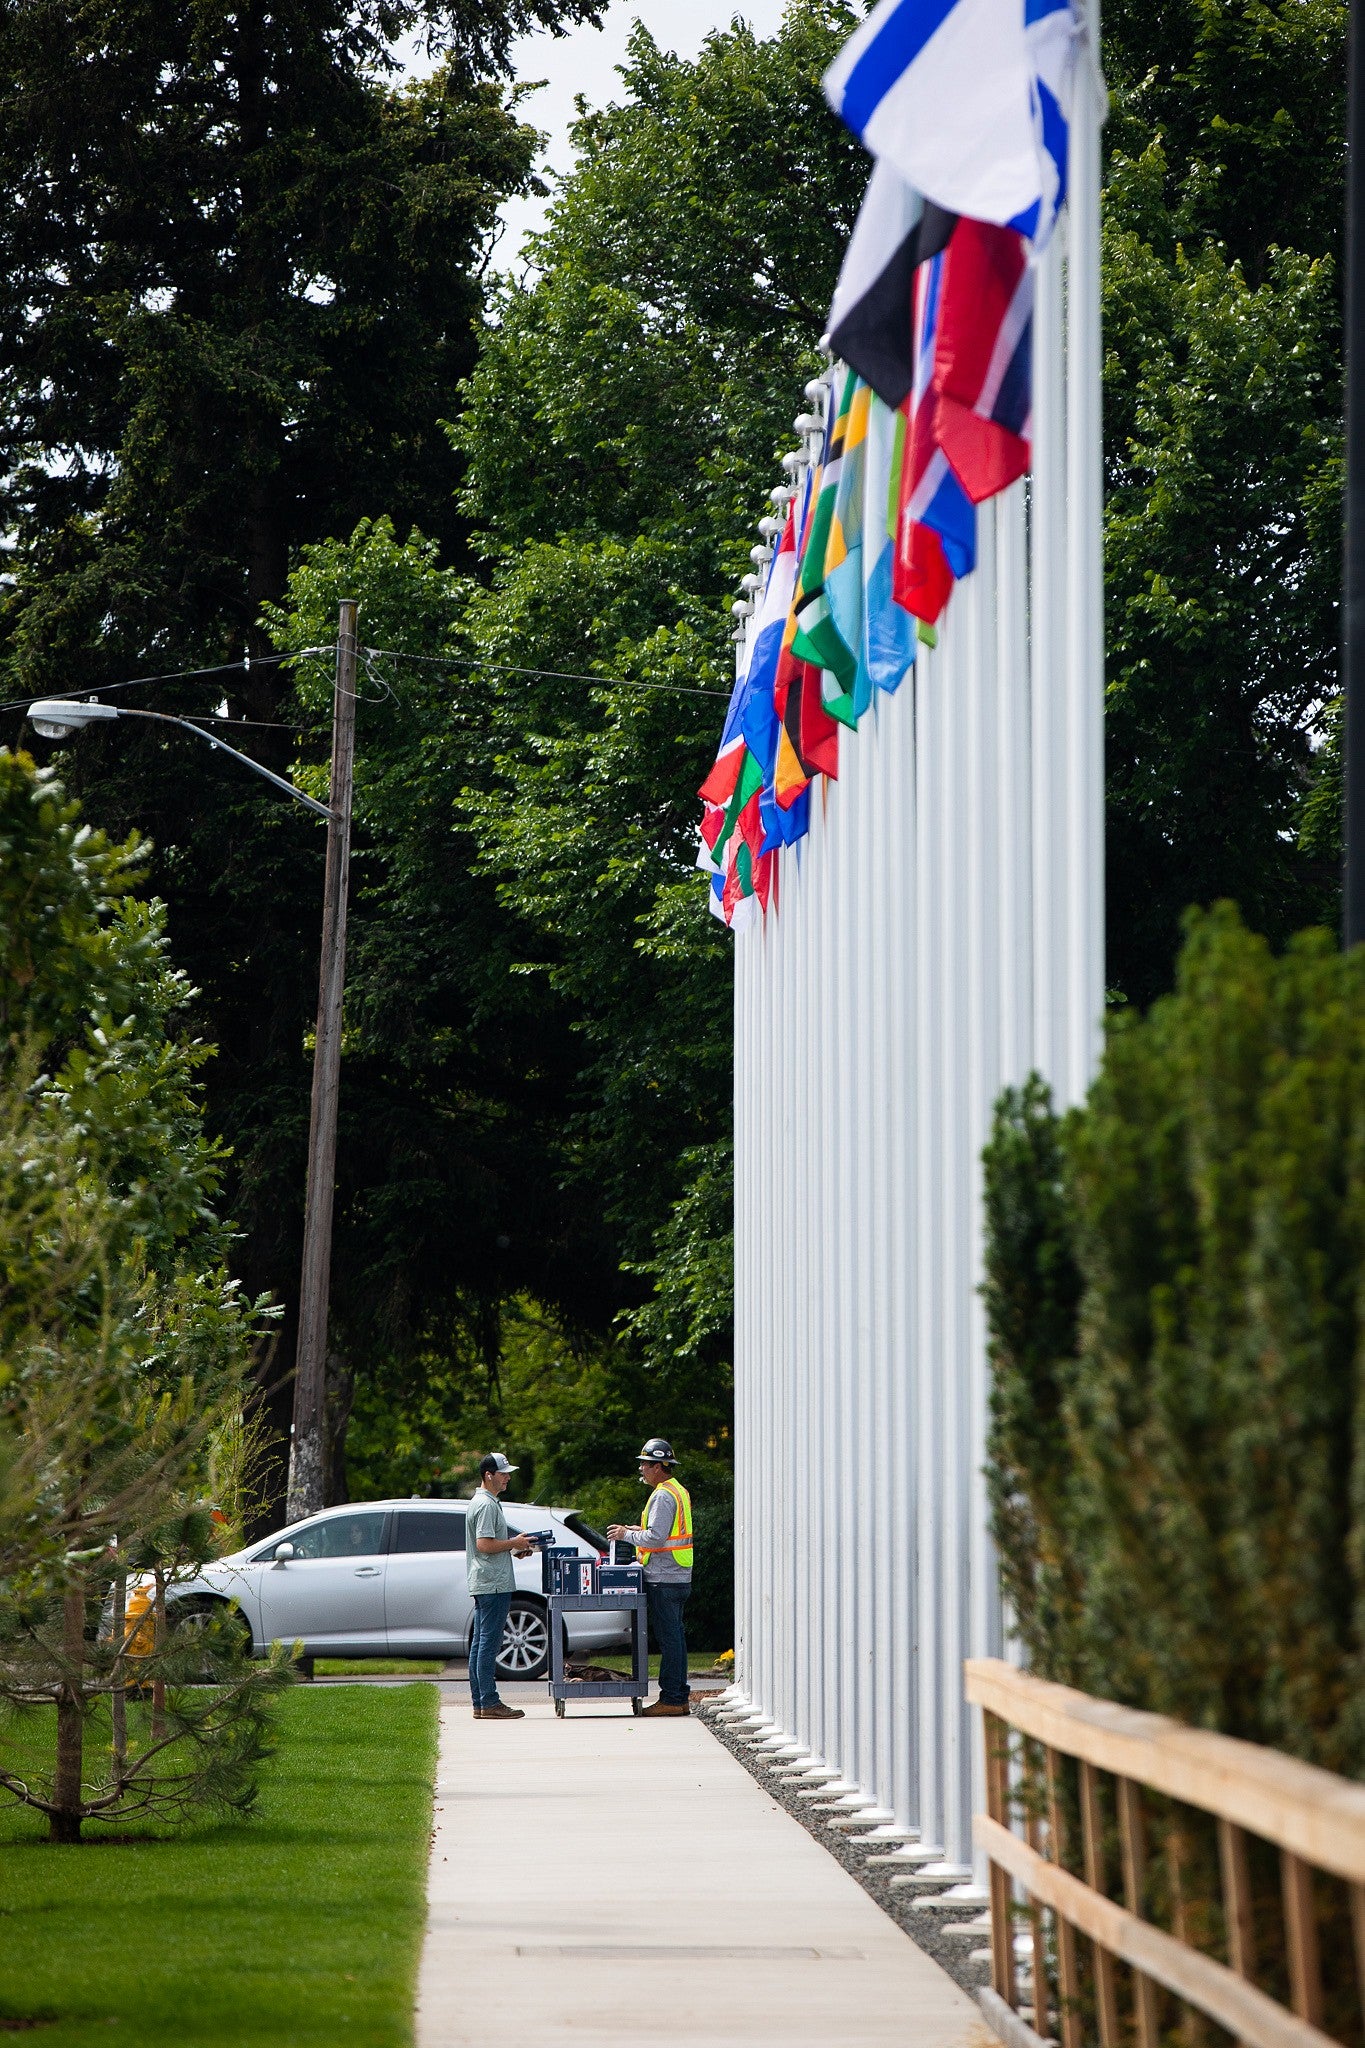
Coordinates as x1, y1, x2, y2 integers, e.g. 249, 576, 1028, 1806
466, 1452, 535, 1719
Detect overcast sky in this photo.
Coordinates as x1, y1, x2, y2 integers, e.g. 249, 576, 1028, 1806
490, 0, 792, 257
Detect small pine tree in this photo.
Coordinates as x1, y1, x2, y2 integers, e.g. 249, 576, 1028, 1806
0, 751, 289, 1840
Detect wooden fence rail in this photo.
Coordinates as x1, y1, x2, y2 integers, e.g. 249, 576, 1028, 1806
965, 1659, 1365, 2048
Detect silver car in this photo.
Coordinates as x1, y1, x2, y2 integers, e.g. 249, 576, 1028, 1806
149, 1498, 623, 1681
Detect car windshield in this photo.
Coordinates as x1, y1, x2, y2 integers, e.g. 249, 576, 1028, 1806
560, 1510, 608, 1553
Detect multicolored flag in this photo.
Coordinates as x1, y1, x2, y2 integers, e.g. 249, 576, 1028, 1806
893, 216, 1031, 622
703, 747, 774, 928
737, 500, 803, 782
721, 775, 774, 927
894, 246, 976, 623
823, 0, 1080, 249
827, 159, 957, 409
824, 377, 875, 721
861, 392, 918, 693
771, 458, 840, 810
791, 371, 861, 727
932, 216, 1032, 503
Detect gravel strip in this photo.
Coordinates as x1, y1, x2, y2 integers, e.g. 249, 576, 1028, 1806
700, 1708, 991, 2003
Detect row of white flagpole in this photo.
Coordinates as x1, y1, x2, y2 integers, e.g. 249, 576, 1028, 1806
725, 65, 1105, 1880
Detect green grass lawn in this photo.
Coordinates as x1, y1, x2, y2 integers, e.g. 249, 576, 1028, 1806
0, 1683, 437, 2047
314, 1659, 444, 1677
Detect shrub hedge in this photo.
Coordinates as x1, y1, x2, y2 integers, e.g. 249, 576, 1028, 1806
983, 905, 1365, 1776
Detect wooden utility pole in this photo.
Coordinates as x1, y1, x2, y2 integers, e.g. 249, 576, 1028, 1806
287, 600, 358, 1523
1346, 0, 1365, 948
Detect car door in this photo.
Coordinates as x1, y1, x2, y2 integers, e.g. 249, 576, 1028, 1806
257, 1508, 389, 1652
384, 1508, 469, 1654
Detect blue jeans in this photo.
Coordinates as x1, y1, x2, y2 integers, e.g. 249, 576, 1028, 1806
647, 1582, 690, 1705
469, 1591, 512, 1709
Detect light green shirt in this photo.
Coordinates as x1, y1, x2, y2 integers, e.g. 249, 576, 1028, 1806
466, 1488, 515, 1595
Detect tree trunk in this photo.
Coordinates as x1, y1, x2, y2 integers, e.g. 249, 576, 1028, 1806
151, 1567, 167, 1739
50, 1577, 87, 1844
110, 1566, 127, 1778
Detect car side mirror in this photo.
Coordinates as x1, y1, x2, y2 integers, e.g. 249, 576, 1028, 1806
272, 1541, 295, 1567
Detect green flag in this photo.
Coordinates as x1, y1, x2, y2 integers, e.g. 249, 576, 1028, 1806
790, 370, 860, 725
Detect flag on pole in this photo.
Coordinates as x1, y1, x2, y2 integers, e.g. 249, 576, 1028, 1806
824, 378, 875, 720
861, 391, 917, 693
722, 777, 773, 926
737, 501, 803, 782
698, 639, 755, 811
823, 0, 1079, 248
892, 217, 1031, 622
826, 158, 957, 408
894, 247, 976, 623
771, 455, 840, 808
931, 216, 1032, 501
791, 371, 861, 725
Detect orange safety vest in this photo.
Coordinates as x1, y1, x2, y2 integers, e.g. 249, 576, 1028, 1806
637, 1477, 693, 1569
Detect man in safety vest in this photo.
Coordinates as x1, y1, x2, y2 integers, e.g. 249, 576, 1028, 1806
608, 1438, 693, 1718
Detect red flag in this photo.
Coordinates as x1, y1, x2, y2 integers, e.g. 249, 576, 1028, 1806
932, 218, 1032, 504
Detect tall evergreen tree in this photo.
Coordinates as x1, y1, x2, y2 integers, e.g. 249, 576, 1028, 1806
0, 0, 597, 1490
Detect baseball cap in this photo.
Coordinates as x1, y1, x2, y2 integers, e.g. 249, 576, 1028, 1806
482, 1451, 518, 1474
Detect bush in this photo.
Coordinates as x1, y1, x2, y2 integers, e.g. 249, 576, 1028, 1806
983, 905, 1365, 1775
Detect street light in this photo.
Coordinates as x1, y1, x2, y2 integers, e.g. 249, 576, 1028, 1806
26, 697, 333, 819
26, 599, 359, 1524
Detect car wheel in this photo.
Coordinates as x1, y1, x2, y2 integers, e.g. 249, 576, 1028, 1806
496, 1598, 549, 1681
167, 1597, 253, 1674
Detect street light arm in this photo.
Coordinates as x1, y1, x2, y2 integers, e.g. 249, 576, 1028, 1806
115, 708, 334, 820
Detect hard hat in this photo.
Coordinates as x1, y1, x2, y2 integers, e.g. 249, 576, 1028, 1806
638, 1438, 677, 1466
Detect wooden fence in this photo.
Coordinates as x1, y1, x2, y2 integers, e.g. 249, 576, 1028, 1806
966, 1658, 1365, 2048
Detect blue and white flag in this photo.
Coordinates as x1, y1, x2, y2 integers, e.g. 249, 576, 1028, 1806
824, 0, 1080, 247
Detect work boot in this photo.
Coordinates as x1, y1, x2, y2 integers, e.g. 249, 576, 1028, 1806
640, 1699, 688, 1717
480, 1701, 525, 1719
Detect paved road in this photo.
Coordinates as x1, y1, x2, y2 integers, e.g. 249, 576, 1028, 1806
417, 1695, 991, 2048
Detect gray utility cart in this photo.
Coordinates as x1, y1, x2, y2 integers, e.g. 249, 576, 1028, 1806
544, 1546, 649, 1716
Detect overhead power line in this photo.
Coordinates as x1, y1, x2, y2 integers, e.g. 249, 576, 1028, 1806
0, 648, 330, 720
0, 638, 728, 723
362, 645, 728, 701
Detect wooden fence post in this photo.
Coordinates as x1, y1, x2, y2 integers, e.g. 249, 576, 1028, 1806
1080, 1758, 1121, 2048
984, 1709, 1018, 2009
1117, 1775, 1160, 2048
1280, 1851, 1323, 2027
1046, 1746, 1084, 2048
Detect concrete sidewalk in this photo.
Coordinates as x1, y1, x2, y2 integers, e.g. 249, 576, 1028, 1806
417, 1696, 992, 2048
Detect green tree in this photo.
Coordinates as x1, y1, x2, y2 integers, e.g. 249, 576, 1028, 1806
983, 906, 1365, 1777
249, 10, 864, 1497
437, 5, 861, 1463
0, 0, 593, 683
0, 0, 599, 1496
0, 750, 284, 1842
1100, 0, 1346, 1000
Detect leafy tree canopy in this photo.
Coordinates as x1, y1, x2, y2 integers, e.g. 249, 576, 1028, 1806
1100, 0, 1346, 998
